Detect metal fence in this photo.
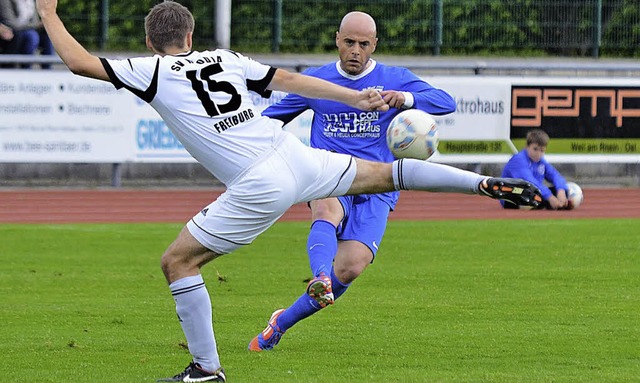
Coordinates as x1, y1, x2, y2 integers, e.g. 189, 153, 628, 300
230, 0, 640, 57
50, 0, 640, 57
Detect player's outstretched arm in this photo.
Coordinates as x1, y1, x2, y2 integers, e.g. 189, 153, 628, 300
36, 0, 108, 81
268, 68, 389, 112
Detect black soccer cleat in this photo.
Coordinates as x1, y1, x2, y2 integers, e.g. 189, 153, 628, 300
157, 362, 226, 382
479, 177, 543, 209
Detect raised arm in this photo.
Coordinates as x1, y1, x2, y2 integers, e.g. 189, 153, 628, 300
36, 0, 108, 81
267, 68, 389, 112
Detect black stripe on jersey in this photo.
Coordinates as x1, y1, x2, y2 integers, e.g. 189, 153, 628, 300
100, 57, 125, 89
171, 282, 205, 296
247, 66, 276, 98
174, 51, 195, 57
99, 57, 159, 103
327, 156, 355, 197
221, 49, 240, 58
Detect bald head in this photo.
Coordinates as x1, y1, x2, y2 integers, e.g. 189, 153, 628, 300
339, 11, 377, 37
335, 12, 378, 75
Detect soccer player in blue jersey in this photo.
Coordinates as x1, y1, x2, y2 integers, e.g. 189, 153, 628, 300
501, 129, 569, 210
249, 11, 458, 351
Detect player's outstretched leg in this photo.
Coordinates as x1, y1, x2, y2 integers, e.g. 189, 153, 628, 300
478, 177, 543, 208
248, 309, 286, 352
390, 159, 543, 209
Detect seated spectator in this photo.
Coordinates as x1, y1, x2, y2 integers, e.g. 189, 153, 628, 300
0, 0, 54, 68
0, 22, 21, 68
0, 21, 13, 51
501, 129, 569, 210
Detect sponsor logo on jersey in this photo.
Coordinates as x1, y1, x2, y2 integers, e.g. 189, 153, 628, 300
321, 111, 382, 138
364, 85, 384, 92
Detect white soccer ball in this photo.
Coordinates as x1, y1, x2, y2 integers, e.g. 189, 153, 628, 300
566, 182, 584, 210
386, 109, 439, 160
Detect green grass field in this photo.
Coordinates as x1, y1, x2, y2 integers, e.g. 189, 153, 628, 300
1, 219, 639, 382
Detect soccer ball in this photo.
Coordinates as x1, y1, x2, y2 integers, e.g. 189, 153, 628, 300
565, 182, 584, 210
386, 109, 439, 160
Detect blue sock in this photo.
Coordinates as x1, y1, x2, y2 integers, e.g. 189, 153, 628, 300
276, 294, 321, 331
307, 220, 338, 277
276, 267, 351, 332
330, 267, 350, 300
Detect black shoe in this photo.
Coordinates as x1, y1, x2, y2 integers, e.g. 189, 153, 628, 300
479, 178, 543, 209
157, 362, 226, 382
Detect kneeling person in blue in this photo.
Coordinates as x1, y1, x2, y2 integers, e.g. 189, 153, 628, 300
501, 129, 569, 210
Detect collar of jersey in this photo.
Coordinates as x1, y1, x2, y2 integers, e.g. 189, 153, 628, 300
172, 51, 195, 57
335, 59, 377, 80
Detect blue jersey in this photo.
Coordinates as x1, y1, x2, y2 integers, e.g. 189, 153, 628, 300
263, 60, 455, 209
501, 149, 568, 200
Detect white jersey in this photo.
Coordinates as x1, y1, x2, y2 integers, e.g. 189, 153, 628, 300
101, 50, 283, 185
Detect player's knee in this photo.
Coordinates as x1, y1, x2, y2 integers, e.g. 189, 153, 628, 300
161, 230, 222, 283
160, 241, 194, 282
349, 160, 394, 194
310, 199, 343, 223
160, 249, 178, 280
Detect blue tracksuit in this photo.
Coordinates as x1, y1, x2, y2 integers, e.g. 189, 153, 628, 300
501, 149, 568, 203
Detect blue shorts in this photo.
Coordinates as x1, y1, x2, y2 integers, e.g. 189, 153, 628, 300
336, 194, 392, 260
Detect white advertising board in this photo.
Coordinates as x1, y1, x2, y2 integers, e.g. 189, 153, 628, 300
424, 76, 511, 140
130, 97, 194, 163
0, 71, 135, 162
1, 70, 638, 163
0, 71, 309, 163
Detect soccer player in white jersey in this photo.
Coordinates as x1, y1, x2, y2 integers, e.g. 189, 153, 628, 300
36, 0, 542, 381
249, 11, 459, 352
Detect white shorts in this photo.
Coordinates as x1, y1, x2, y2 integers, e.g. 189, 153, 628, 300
187, 132, 356, 254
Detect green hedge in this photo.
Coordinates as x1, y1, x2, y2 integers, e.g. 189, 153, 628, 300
57, 0, 639, 57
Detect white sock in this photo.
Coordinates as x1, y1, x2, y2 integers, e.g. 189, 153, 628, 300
392, 159, 486, 193
170, 275, 220, 372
